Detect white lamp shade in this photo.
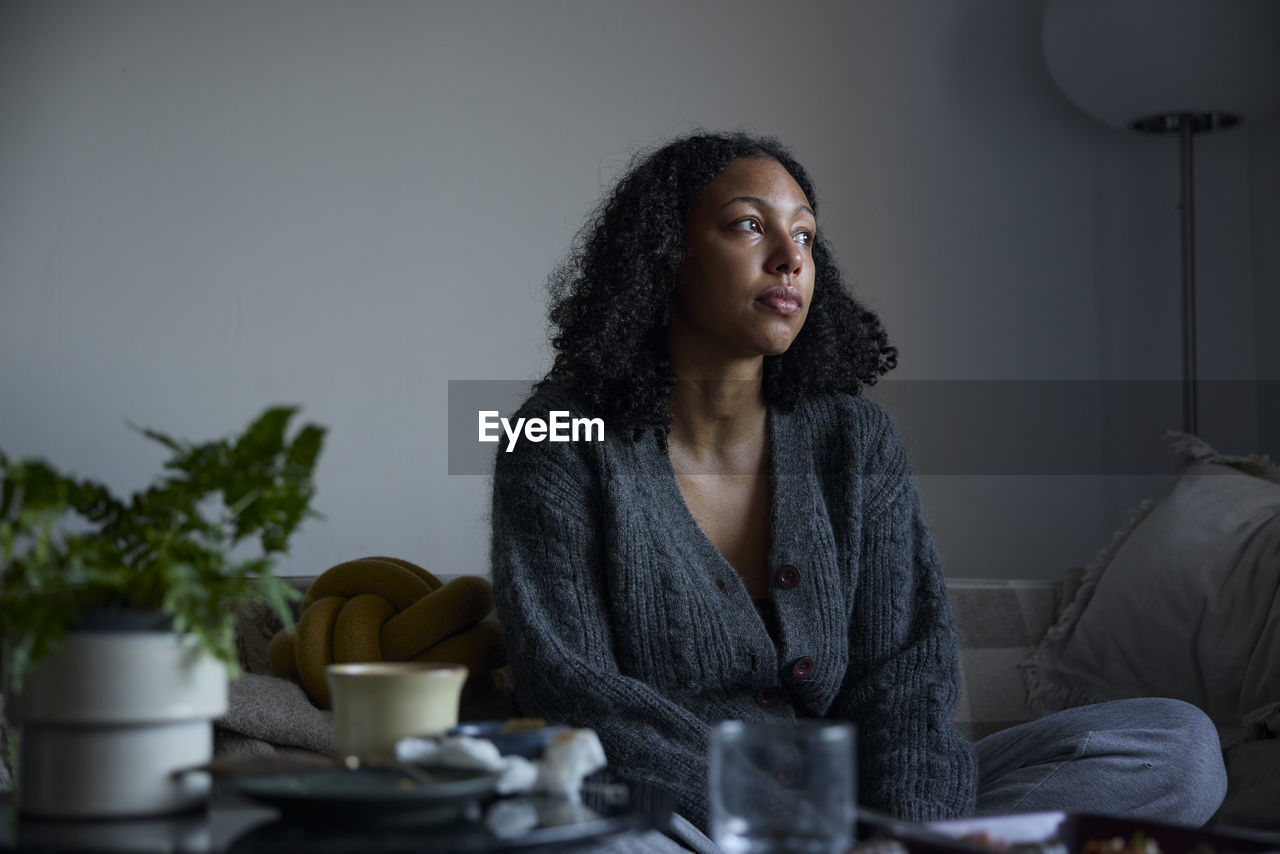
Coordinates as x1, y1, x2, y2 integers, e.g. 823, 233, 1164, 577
1042, 0, 1280, 129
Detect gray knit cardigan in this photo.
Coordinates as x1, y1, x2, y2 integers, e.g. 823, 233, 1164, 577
490, 386, 977, 828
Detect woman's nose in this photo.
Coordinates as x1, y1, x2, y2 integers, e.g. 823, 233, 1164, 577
768, 238, 804, 276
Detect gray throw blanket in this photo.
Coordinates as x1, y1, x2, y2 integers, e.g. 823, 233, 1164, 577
215, 673, 334, 757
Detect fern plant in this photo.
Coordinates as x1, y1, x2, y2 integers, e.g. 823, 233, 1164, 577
0, 406, 326, 694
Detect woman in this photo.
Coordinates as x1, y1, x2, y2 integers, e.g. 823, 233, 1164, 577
490, 132, 1225, 844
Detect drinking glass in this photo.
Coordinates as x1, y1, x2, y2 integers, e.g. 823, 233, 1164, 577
709, 720, 857, 854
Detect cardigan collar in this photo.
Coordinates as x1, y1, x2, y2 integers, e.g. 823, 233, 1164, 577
633, 402, 819, 573
636, 402, 837, 635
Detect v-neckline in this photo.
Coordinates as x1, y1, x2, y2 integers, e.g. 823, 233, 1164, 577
659, 407, 783, 601
646, 402, 828, 662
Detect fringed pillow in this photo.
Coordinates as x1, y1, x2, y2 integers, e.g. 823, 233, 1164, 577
1020, 434, 1280, 827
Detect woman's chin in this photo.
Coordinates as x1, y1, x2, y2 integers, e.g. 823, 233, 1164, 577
754, 329, 801, 357
757, 314, 807, 355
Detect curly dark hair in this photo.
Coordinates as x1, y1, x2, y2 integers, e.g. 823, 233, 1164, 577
542, 131, 897, 440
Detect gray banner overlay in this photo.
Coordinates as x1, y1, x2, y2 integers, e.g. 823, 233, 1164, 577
448, 380, 1275, 475
449, 380, 537, 475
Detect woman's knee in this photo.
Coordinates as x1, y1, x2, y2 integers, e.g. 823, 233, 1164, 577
1170, 700, 1227, 812
1117, 698, 1227, 823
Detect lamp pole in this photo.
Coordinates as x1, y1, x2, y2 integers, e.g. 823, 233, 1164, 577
1131, 111, 1239, 436
1178, 114, 1198, 437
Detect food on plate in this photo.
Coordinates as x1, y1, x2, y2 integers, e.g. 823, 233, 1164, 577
1081, 834, 1160, 854
957, 832, 1204, 854
960, 830, 1069, 854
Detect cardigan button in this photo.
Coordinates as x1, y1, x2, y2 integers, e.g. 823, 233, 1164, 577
775, 564, 801, 589
754, 686, 783, 708
790, 656, 815, 679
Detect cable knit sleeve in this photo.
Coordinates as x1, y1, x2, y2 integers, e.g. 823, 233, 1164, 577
489, 428, 715, 826
830, 409, 977, 820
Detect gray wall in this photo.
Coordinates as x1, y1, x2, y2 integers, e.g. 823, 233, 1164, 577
2, 1, 1274, 580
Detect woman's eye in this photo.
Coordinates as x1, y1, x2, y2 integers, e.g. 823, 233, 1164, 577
732, 218, 763, 233
793, 230, 815, 247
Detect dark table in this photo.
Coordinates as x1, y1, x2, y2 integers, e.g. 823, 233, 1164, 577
0, 777, 673, 853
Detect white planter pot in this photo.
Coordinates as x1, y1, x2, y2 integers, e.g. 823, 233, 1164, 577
12, 630, 228, 818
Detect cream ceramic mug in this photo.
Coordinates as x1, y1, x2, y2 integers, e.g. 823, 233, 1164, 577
326, 662, 468, 760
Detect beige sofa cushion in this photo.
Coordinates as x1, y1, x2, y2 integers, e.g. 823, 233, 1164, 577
1021, 435, 1280, 830
1022, 438, 1280, 733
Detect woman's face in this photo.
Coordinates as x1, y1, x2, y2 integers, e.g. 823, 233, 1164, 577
671, 157, 817, 365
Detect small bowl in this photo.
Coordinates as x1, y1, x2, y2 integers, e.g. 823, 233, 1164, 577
449, 721, 570, 758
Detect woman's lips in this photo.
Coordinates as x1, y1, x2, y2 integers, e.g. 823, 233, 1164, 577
756, 285, 803, 316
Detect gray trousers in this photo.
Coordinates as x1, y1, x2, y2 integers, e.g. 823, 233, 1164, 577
975, 697, 1227, 825
601, 697, 1229, 853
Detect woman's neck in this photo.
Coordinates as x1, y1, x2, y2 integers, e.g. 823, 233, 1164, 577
666, 346, 768, 474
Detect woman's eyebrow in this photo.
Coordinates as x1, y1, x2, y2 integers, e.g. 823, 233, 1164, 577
721, 195, 815, 217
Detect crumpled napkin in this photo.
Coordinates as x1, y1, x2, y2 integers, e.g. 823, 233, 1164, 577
395, 729, 606, 799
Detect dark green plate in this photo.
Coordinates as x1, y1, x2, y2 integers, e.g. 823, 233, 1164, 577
226, 766, 500, 825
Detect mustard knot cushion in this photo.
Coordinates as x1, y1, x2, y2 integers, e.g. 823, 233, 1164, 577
268, 556, 504, 708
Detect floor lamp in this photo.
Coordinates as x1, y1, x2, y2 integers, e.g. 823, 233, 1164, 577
1040, 0, 1280, 436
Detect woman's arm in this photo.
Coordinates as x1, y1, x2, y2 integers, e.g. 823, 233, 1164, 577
831, 416, 977, 820
490, 434, 716, 826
